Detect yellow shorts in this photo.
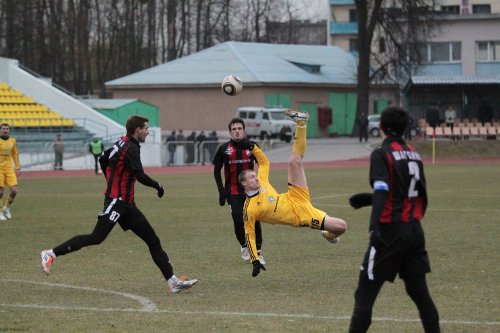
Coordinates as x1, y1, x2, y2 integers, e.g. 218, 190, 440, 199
286, 185, 326, 230
0, 171, 18, 187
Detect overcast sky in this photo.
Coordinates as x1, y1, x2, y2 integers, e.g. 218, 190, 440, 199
291, 0, 328, 20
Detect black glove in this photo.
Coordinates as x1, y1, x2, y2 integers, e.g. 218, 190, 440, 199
156, 183, 165, 198
218, 191, 226, 206
252, 260, 266, 277
349, 192, 373, 209
239, 140, 255, 151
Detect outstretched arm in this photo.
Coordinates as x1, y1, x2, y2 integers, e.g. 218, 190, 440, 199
135, 170, 164, 198
249, 145, 270, 184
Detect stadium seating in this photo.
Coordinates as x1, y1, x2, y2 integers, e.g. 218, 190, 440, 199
469, 126, 479, 137
461, 126, 470, 140
425, 127, 434, 138
0, 82, 74, 128
478, 126, 488, 138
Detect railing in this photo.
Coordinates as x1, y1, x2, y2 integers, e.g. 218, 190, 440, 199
330, 22, 358, 35
18, 63, 80, 99
20, 139, 91, 167
163, 140, 220, 166
330, 0, 354, 4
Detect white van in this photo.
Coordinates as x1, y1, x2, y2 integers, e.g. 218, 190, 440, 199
235, 107, 295, 142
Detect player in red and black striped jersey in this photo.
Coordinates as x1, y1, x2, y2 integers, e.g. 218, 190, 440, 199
349, 107, 440, 332
40, 116, 197, 294
213, 118, 264, 262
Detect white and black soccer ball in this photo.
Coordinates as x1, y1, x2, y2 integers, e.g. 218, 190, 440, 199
221, 75, 243, 96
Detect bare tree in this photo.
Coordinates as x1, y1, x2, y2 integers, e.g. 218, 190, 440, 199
0, 0, 324, 96
354, 0, 439, 125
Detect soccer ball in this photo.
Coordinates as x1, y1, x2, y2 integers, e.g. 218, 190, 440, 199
221, 75, 243, 96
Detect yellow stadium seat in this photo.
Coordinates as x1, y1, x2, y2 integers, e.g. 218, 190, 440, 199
39, 119, 51, 127
62, 118, 75, 126
26, 119, 39, 127
11, 119, 27, 127
51, 119, 63, 126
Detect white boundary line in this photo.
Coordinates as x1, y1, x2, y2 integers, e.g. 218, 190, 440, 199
0, 279, 157, 312
0, 279, 499, 327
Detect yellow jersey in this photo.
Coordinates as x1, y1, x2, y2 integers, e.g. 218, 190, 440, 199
243, 146, 325, 263
0, 137, 21, 173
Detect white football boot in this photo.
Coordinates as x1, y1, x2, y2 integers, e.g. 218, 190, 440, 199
169, 276, 198, 294
283, 109, 309, 122
241, 247, 250, 261
40, 250, 55, 275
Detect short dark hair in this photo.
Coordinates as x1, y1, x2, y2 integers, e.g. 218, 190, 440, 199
380, 106, 409, 137
238, 169, 253, 185
1, 123, 10, 129
126, 115, 149, 136
228, 118, 245, 131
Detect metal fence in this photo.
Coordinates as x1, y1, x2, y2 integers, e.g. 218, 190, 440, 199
163, 140, 220, 166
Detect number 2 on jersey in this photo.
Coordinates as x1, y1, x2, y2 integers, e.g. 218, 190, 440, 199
408, 161, 420, 198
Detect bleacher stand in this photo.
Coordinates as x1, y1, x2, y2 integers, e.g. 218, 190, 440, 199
0, 82, 95, 167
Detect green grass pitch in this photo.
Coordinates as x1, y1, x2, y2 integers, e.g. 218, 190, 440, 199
0, 163, 498, 332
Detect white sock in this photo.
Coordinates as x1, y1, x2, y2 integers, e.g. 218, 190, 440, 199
167, 275, 179, 288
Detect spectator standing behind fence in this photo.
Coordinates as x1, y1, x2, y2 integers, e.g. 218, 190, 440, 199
196, 130, 207, 165
425, 104, 440, 130
208, 130, 218, 162
53, 134, 64, 171
479, 101, 493, 126
89, 136, 104, 175
186, 131, 196, 164
357, 112, 369, 143
445, 106, 456, 130
165, 131, 176, 166
176, 130, 186, 164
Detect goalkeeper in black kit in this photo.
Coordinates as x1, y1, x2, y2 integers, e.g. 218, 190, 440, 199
348, 107, 440, 332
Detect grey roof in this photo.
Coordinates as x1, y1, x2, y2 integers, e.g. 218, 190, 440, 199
106, 41, 358, 87
81, 98, 139, 109
410, 75, 500, 85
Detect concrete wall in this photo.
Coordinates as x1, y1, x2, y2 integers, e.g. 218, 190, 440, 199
109, 84, 398, 135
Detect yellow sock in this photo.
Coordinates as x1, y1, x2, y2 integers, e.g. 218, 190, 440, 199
292, 121, 307, 156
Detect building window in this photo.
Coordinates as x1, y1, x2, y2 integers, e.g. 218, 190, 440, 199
441, 5, 460, 14
349, 9, 358, 22
472, 5, 491, 14
477, 41, 500, 61
412, 42, 461, 63
349, 39, 359, 52
451, 42, 461, 61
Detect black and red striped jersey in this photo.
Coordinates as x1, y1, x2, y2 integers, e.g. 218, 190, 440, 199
213, 139, 257, 197
101, 136, 144, 204
369, 137, 427, 224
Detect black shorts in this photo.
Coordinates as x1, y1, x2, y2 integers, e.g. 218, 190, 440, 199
360, 222, 431, 282
228, 195, 246, 214
98, 197, 147, 231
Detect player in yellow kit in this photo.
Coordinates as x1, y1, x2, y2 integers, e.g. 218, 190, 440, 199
239, 109, 347, 277
0, 123, 21, 220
